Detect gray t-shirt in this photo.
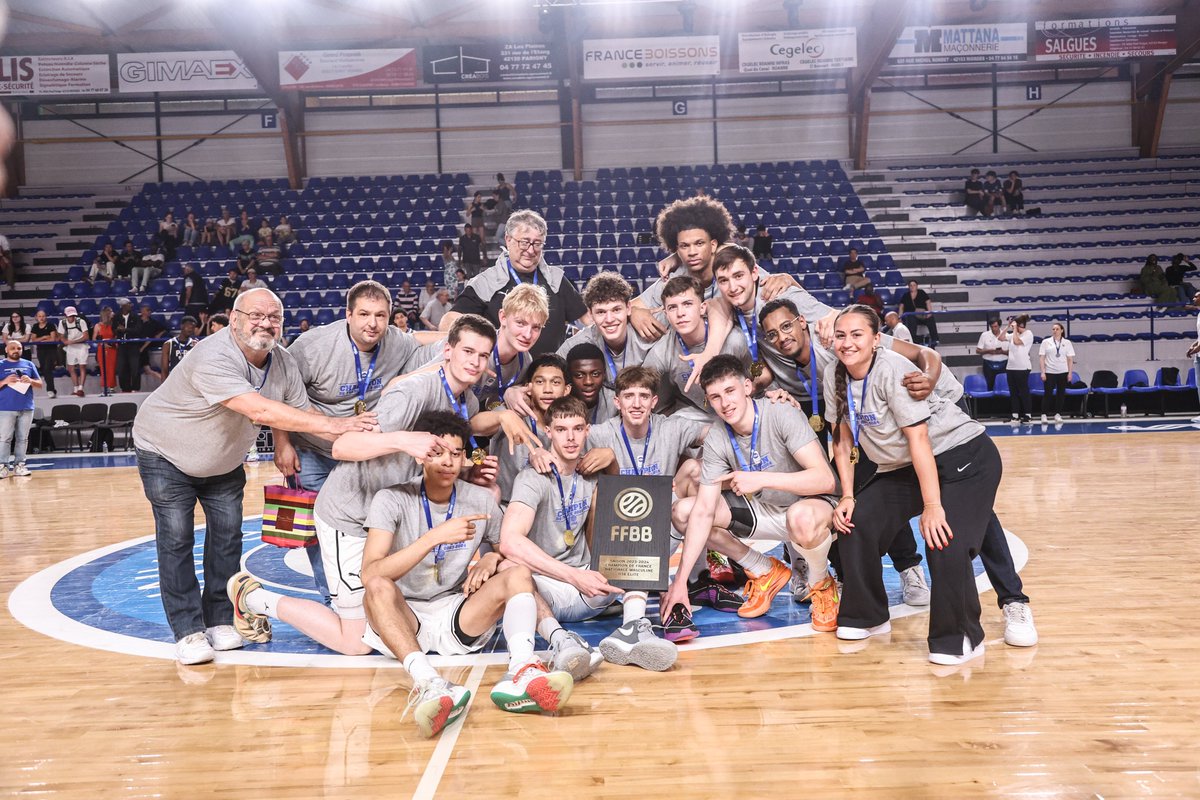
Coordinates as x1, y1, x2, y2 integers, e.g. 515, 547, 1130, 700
587, 413, 707, 476
636, 257, 734, 311
509, 466, 596, 569
363, 480, 501, 602
490, 417, 550, 499
556, 326, 656, 385
314, 369, 481, 534
699, 400, 829, 508
643, 326, 751, 414
288, 320, 426, 456
473, 350, 528, 411
822, 348, 984, 473
133, 328, 309, 477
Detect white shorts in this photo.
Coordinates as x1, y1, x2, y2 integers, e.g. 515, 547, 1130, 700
361, 594, 494, 658
315, 512, 365, 620
533, 574, 618, 623
65, 344, 89, 366
722, 491, 837, 542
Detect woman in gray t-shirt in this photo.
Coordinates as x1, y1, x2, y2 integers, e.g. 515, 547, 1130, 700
823, 305, 1002, 667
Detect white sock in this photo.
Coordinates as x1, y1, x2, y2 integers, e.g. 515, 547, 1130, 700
402, 651, 439, 685
537, 617, 567, 647
736, 547, 772, 576
622, 591, 648, 624
796, 532, 834, 587
244, 586, 282, 618
503, 592, 538, 672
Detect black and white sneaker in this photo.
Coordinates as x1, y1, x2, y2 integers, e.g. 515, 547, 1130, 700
599, 618, 677, 671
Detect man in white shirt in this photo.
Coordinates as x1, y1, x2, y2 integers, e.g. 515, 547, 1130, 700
883, 311, 912, 343
420, 288, 453, 331
56, 307, 90, 397
976, 318, 1009, 390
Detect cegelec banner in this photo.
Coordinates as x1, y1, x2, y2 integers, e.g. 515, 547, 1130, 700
582, 36, 720, 80
738, 29, 858, 73
117, 52, 257, 93
279, 49, 417, 91
0, 54, 110, 96
1035, 16, 1176, 61
889, 23, 1028, 65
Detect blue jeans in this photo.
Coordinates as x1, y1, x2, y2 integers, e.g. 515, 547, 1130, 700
0, 409, 33, 465
298, 449, 339, 600
137, 449, 247, 640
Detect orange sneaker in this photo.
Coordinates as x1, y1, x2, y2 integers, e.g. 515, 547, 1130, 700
737, 558, 792, 618
807, 576, 840, 632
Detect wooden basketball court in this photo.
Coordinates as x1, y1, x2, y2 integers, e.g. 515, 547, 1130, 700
2, 430, 1198, 798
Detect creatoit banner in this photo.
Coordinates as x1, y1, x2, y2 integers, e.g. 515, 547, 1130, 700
738, 29, 858, 73
1035, 16, 1176, 61
117, 52, 258, 93
582, 36, 720, 80
889, 24, 1028, 65
0, 54, 110, 96
279, 49, 417, 91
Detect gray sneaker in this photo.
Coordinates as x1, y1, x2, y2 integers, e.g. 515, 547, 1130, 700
0, 465, 9, 480
550, 630, 602, 682
598, 618, 678, 671
899, 566, 931, 606
14, 464, 31, 477
790, 557, 810, 604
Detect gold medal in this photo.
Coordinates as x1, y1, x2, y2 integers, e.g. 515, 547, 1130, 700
470, 448, 486, 466
353, 400, 367, 415
809, 414, 824, 433
563, 528, 576, 547
849, 446, 860, 465
487, 400, 503, 411
750, 360, 764, 378
743, 492, 756, 502
432, 563, 440, 583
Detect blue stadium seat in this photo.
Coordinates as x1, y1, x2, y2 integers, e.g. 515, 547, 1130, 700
962, 374, 993, 418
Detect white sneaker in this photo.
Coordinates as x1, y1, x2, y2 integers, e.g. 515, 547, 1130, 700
598, 618, 678, 671
405, 677, 471, 738
1053, 414, 1063, 423
1190, 415, 1200, 424
1008, 415, 1019, 426
1040, 414, 1048, 423
929, 635, 985, 666
176, 631, 215, 664
206, 624, 245, 651
550, 630, 603, 681
489, 661, 573, 714
1002, 602, 1038, 647
899, 566, 930, 606
46, 390, 56, 398
0, 465, 8, 479
14, 464, 31, 477
836, 620, 892, 641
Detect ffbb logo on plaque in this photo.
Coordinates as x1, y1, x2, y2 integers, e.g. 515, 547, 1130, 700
589, 475, 672, 592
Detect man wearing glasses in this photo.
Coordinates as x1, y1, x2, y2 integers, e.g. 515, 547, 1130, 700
441, 209, 589, 355
132, 288, 378, 665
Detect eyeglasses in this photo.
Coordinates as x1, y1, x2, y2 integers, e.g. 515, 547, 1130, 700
762, 314, 804, 343
509, 237, 544, 253
235, 309, 283, 326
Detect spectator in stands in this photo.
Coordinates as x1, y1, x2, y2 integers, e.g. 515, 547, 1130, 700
116, 240, 142, 280
288, 318, 311, 345
492, 189, 513, 244
451, 268, 467, 300
393, 278, 420, 326
89, 243, 118, 284
206, 313, 229, 337
2, 311, 30, 351
751, 224, 773, 262
1000, 314, 1034, 424
440, 239, 456, 273
1003, 170, 1025, 215
0, 232, 12, 293
256, 218, 273, 244
418, 278, 438, 313
495, 172, 516, 205
883, 310, 912, 342
1165, 253, 1197, 305
215, 209, 236, 247
982, 171, 1005, 215
468, 192, 487, 249
29, 310, 58, 398
131, 251, 163, 294
1039, 322, 1075, 424
855, 283, 884, 317
161, 316, 199, 381
58, 306, 90, 397
898, 279, 939, 347
93, 306, 117, 393
236, 240, 257, 274
182, 212, 200, 247
459, 223, 484, 277
963, 168, 985, 216
842, 246, 870, 292
255, 233, 283, 276
420, 287, 453, 331
1, 338, 43, 478
134, 302, 167, 386
228, 210, 255, 253
976, 317, 1009, 390
159, 212, 179, 246
390, 308, 409, 331
733, 225, 753, 249
210, 267, 242, 316
1188, 294, 1200, 423
201, 216, 217, 246
273, 215, 295, 245
239, 268, 268, 294
1139, 254, 1176, 307
180, 263, 209, 321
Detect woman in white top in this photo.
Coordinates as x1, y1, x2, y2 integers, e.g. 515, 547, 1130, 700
2, 311, 30, 346
825, 305, 1002, 666
999, 314, 1034, 424
1038, 322, 1075, 423
975, 318, 1008, 390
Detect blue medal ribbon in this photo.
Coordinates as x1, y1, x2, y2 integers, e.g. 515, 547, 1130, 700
846, 356, 875, 451
550, 463, 579, 533
349, 329, 379, 406
602, 343, 625, 384
724, 401, 762, 472
438, 367, 480, 449
490, 344, 524, 397
421, 480, 458, 580
619, 420, 652, 475
804, 335, 820, 420
247, 353, 272, 393
675, 319, 709, 357
737, 309, 760, 363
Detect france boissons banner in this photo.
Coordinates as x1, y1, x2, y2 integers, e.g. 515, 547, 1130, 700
889, 23, 1027, 65
279, 50, 417, 91
582, 36, 720, 80
0, 55, 110, 96
738, 29, 858, 74
117, 52, 258, 93
1034, 16, 1176, 61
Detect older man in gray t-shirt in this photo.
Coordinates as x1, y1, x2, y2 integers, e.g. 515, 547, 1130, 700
133, 288, 376, 666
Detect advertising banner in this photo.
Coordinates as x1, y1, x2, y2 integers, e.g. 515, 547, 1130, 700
738, 29, 858, 73
889, 23, 1028, 65
1035, 16, 1176, 61
582, 36, 720, 80
117, 51, 257, 93
279, 49, 417, 91
0, 54, 110, 96
423, 43, 556, 83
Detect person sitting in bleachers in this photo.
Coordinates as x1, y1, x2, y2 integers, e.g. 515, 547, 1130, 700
855, 284, 884, 317
1138, 254, 1176, 307
227, 209, 256, 253
215, 208, 236, 246
391, 308, 410, 331
200, 216, 217, 246
733, 225, 753, 249
238, 268, 268, 294
115, 240, 142, 281
418, 278, 438, 313
1165, 253, 1197, 305
1003, 170, 1025, 215
256, 218, 273, 244
982, 171, 1006, 216
274, 215, 295, 245
394, 278, 420, 327
976, 317, 1008, 391
420, 288, 453, 331
842, 246, 870, 292
963, 168, 986, 216
897, 280, 938, 347
751, 225, 773, 263
883, 310, 912, 343
89, 243, 118, 284
181, 212, 199, 247
209, 267, 242, 317
255, 233, 284, 276
158, 212, 179, 246
235, 240, 257, 275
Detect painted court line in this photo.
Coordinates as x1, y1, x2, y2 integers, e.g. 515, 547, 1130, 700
411, 663, 487, 800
